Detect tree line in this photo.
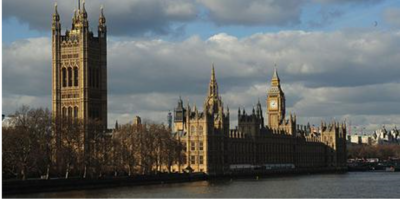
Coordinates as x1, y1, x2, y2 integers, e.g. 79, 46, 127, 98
2, 106, 185, 180
347, 144, 400, 160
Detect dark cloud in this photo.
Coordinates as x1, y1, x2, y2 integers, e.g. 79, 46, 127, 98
308, 9, 344, 28
3, 0, 198, 36
198, 0, 304, 26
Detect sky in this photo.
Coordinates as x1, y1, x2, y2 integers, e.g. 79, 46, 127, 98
2, 0, 400, 133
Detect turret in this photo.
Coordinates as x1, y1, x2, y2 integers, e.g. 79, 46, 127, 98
115, 120, 119, 130
76, 0, 88, 29
52, 3, 61, 33
98, 5, 107, 35
81, 0, 88, 19
174, 97, 185, 122
167, 111, 172, 129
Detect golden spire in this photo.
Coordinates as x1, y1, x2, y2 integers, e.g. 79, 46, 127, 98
271, 64, 280, 86
272, 64, 279, 81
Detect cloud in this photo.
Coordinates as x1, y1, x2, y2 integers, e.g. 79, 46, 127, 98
384, 7, 400, 28
3, 0, 198, 36
3, 30, 400, 129
313, 0, 384, 5
2, 38, 52, 97
308, 9, 344, 28
198, 0, 304, 26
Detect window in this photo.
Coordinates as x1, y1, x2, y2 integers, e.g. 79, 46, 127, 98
191, 156, 196, 165
183, 142, 187, 151
74, 67, 78, 87
199, 156, 204, 165
68, 67, 73, 87
89, 68, 92, 87
74, 107, 78, 118
94, 69, 98, 88
199, 141, 204, 151
62, 68, 67, 87
62, 107, 66, 117
91, 68, 95, 88
191, 126, 195, 134
191, 141, 195, 151
96, 69, 100, 88
68, 107, 72, 118
198, 126, 203, 136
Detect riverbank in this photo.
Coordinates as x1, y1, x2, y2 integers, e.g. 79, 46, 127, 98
3, 168, 346, 196
3, 173, 208, 196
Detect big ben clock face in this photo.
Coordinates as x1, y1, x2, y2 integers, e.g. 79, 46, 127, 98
269, 100, 278, 109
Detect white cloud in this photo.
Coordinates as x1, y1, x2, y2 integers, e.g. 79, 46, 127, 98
3, 30, 400, 129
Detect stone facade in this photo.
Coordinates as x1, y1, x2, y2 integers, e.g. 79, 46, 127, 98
173, 66, 347, 175
52, 2, 107, 129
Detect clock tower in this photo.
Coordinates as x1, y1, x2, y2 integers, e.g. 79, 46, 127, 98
267, 67, 285, 129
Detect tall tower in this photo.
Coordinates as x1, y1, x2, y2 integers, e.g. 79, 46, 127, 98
52, 1, 108, 129
267, 67, 285, 129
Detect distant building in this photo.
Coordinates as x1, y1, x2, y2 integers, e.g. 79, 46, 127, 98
172, 66, 347, 175
347, 126, 399, 146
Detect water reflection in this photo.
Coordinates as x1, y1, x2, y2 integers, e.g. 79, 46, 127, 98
10, 172, 400, 198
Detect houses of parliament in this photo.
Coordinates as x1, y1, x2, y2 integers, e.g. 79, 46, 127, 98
172, 67, 347, 175
51, 1, 346, 176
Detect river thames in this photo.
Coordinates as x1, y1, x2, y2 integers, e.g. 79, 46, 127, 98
12, 172, 400, 198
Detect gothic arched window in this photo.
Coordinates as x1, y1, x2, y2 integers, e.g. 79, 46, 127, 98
62, 107, 66, 117
74, 106, 78, 118
68, 67, 73, 87
62, 68, 67, 87
198, 125, 203, 136
89, 67, 92, 87
96, 69, 100, 88
74, 67, 78, 87
94, 68, 98, 88
191, 126, 195, 134
68, 107, 72, 119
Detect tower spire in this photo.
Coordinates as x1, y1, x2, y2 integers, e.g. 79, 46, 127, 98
211, 63, 216, 82
271, 64, 281, 86
54, 2, 59, 15
100, 5, 104, 17
208, 63, 218, 97
78, 0, 81, 10
53, 2, 60, 23
99, 5, 106, 25
272, 64, 280, 81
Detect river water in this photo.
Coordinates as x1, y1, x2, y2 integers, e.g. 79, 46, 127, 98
12, 172, 400, 198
